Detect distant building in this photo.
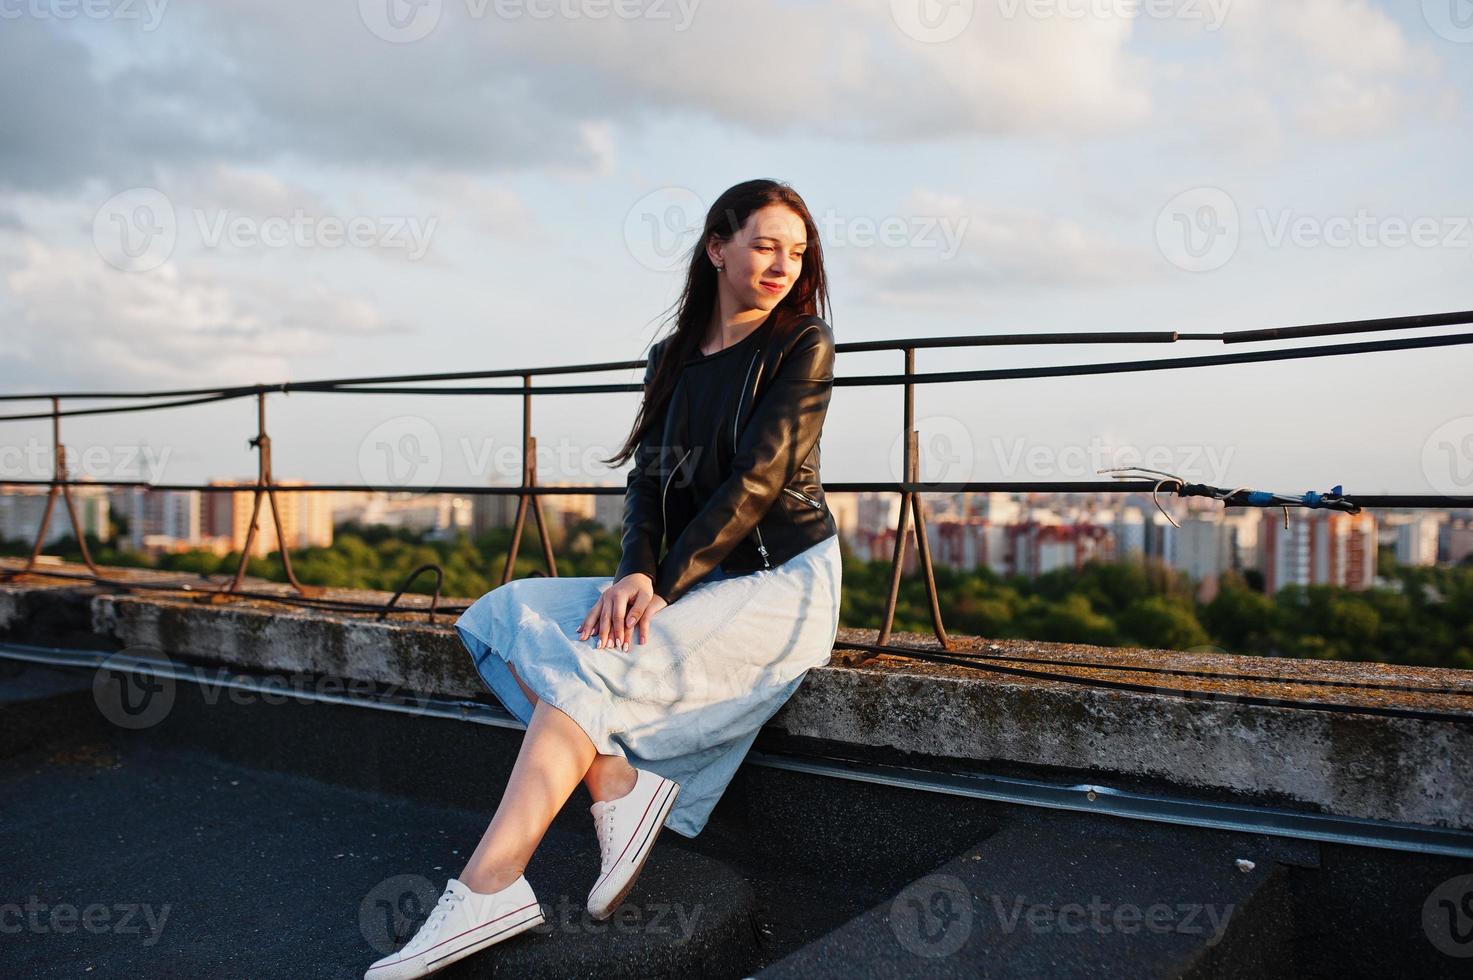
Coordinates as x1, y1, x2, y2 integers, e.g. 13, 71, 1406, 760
471, 492, 520, 538
1446, 517, 1473, 565
1169, 515, 1227, 581
0, 483, 110, 546
1100, 508, 1147, 563
1385, 513, 1441, 566
109, 488, 202, 551
931, 516, 988, 572
541, 484, 596, 530
1260, 510, 1377, 593
1007, 520, 1112, 578
1220, 511, 1259, 573
824, 491, 859, 540
333, 491, 471, 536
855, 491, 902, 537
593, 489, 624, 532
204, 479, 333, 557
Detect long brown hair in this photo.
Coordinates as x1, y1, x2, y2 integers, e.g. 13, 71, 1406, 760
603, 179, 831, 468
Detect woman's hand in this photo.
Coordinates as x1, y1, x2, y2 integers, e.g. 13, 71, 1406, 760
577, 572, 668, 651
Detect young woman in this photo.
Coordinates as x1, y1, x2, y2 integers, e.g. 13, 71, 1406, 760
364, 179, 842, 979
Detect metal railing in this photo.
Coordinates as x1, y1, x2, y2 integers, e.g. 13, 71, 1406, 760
2, 307, 1471, 662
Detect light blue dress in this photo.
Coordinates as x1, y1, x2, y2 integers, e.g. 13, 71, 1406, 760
454, 532, 842, 837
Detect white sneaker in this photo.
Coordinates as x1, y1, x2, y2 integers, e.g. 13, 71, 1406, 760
586, 767, 680, 920
364, 875, 544, 979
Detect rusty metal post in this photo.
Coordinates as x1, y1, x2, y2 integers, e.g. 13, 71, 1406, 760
16, 397, 105, 578
908, 426, 952, 648
499, 372, 558, 584
222, 389, 324, 598
876, 348, 953, 650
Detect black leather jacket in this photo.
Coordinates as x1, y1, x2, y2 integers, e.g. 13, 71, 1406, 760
615, 313, 839, 605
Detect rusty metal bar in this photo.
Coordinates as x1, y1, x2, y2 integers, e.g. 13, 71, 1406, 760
12, 397, 105, 580
876, 348, 953, 652
221, 391, 324, 600
908, 430, 952, 649
500, 371, 558, 584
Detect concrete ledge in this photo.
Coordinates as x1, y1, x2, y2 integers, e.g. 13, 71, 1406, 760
3, 565, 1471, 834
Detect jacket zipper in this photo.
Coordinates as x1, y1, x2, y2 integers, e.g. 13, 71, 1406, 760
732, 349, 759, 444
662, 447, 692, 543
732, 350, 772, 568
783, 486, 823, 509
753, 524, 771, 568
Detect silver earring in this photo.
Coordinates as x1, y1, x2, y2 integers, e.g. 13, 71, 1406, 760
715, 264, 723, 272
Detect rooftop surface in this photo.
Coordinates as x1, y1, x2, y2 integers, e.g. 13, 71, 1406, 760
3, 561, 1472, 977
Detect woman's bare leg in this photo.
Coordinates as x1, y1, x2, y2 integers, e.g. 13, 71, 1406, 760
458, 697, 597, 894
456, 666, 638, 893
505, 664, 637, 804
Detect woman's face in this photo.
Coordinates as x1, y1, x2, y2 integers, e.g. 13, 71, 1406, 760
711, 205, 807, 312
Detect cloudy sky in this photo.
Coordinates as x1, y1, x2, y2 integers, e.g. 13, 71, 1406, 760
1, 0, 1470, 501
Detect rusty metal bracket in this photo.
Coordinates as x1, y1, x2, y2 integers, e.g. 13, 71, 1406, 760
876, 347, 953, 654
500, 371, 559, 584
3, 397, 107, 583
221, 390, 325, 599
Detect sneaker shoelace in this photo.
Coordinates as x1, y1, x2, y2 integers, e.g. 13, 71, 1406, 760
412, 889, 465, 950
598, 803, 619, 871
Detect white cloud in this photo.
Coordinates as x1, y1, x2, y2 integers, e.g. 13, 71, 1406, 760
494, 0, 1154, 137
1216, 0, 1444, 139
0, 0, 1165, 198
2, 240, 408, 391
847, 189, 1157, 308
